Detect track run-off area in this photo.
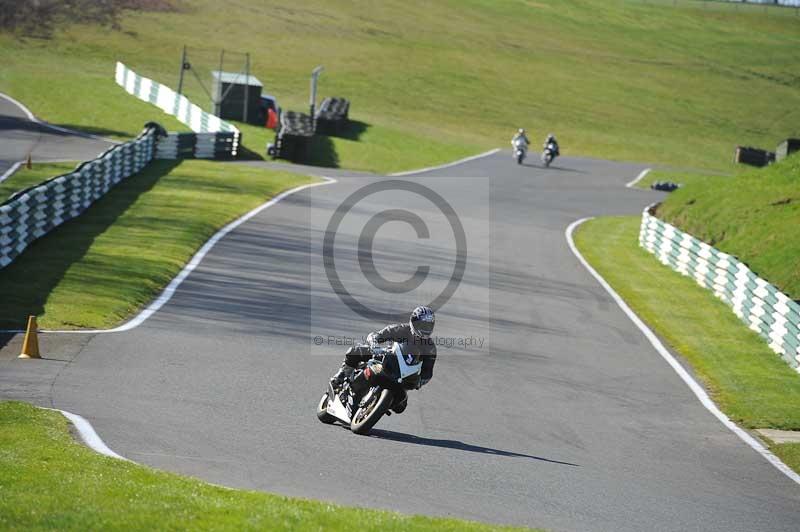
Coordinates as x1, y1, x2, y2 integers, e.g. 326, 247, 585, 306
1, 145, 800, 531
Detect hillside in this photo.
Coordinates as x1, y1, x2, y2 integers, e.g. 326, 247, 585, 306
655, 152, 800, 299
1, 0, 799, 171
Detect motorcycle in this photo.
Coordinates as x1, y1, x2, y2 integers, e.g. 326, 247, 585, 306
542, 142, 558, 168
316, 342, 421, 435
512, 138, 528, 165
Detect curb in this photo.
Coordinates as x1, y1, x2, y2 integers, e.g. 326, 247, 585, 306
566, 217, 800, 486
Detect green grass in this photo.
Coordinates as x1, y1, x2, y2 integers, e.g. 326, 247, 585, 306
0, 160, 312, 330
0, 401, 533, 532
651, 152, 800, 299
0, 162, 80, 202
769, 442, 800, 474
634, 168, 724, 190
574, 216, 800, 430
1, 0, 799, 172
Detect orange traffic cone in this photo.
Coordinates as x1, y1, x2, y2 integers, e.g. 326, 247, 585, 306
18, 316, 40, 359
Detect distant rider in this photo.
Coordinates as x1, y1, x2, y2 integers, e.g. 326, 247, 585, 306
543, 133, 560, 157
330, 306, 437, 391
512, 128, 530, 150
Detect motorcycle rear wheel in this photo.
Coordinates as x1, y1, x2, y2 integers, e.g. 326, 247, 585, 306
351, 388, 393, 435
316, 392, 337, 424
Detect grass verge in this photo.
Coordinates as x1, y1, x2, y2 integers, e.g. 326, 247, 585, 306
0, 401, 532, 531
633, 168, 723, 191
573, 216, 800, 432
769, 442, 800, 474
0, 162, 80, 202
1, 0, 799, 172
0, 160, 312, 330
650, 152, 800, 299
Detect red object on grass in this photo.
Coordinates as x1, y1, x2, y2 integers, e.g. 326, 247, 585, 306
267, 108, 278, 129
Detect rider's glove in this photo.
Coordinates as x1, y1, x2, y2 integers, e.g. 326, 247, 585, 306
367, 333, 378, 348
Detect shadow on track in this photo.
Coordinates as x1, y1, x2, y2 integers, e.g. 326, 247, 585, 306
520, 161, 587, 173
0, 115, 127, 139
368, 428, 580, 466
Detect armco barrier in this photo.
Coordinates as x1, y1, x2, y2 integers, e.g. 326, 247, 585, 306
115, 62, 240, 159
0, 124, 158, 270
639, 205, 800, 372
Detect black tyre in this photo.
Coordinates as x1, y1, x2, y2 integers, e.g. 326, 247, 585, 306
350, 388, 393, 435
316, 392, 337, 424
516, 152, 524, 165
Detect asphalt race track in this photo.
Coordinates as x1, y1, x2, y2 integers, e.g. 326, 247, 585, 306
0, 94, 113, 178
2, 143, 800, 531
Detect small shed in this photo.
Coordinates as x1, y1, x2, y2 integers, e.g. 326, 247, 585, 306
212, 71, 263, 125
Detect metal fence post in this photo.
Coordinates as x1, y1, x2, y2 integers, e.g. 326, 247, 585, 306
177, 45, 187, 95
243, 53, 250, 123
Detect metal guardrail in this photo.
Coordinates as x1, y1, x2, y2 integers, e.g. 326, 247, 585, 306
639, 205, 800, 371
115, 62, 240, 159
0, 124, 158, 269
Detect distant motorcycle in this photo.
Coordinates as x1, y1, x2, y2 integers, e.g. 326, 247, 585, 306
512, 138, 528, 165
317, 342, 421, 435
542, 141, 558, 168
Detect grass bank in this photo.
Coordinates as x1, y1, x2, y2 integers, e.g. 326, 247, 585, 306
573, 217, 800, 444
0, 401, 532, 531
644, 153, 800, 299
0, 160, 312, 330
1, 0, 799, 172
0, 162, 80, 201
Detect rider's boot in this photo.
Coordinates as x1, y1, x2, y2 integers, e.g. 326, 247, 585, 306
330, 363, 355, 387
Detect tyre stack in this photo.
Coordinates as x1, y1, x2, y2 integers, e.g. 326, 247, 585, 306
315, 97, 350, 136
272, 111, 315, 162
734, 146, 775, 167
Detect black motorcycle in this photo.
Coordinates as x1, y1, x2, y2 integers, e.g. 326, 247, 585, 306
317, 342, 422, 435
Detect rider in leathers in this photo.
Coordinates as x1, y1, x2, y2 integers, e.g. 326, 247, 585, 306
543, 133, 560, 157
512, 128, 530, 150
331, 306, 437, 393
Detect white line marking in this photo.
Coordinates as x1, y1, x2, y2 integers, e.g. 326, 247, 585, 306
389, 148, 500, 176
47, 408, 130, 461
0, 161, 23, 184
3, 176, 338, 335
0, 92, 119, 144
626, 168, 652, 188
0, 92, 35, 121
565, 217, 800, 486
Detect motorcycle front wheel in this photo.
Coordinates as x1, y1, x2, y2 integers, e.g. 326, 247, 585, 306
351, 388, 393, 435
316, 391, 337, 424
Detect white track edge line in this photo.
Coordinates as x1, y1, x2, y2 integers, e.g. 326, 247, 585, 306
0, 161, 23, 184
2, 176, 338, 335
625, 168, 651, 188
565, 217, 800, 486
0, 92, 119, 144
388, 148, 500, 176
44, 407, 130, 461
